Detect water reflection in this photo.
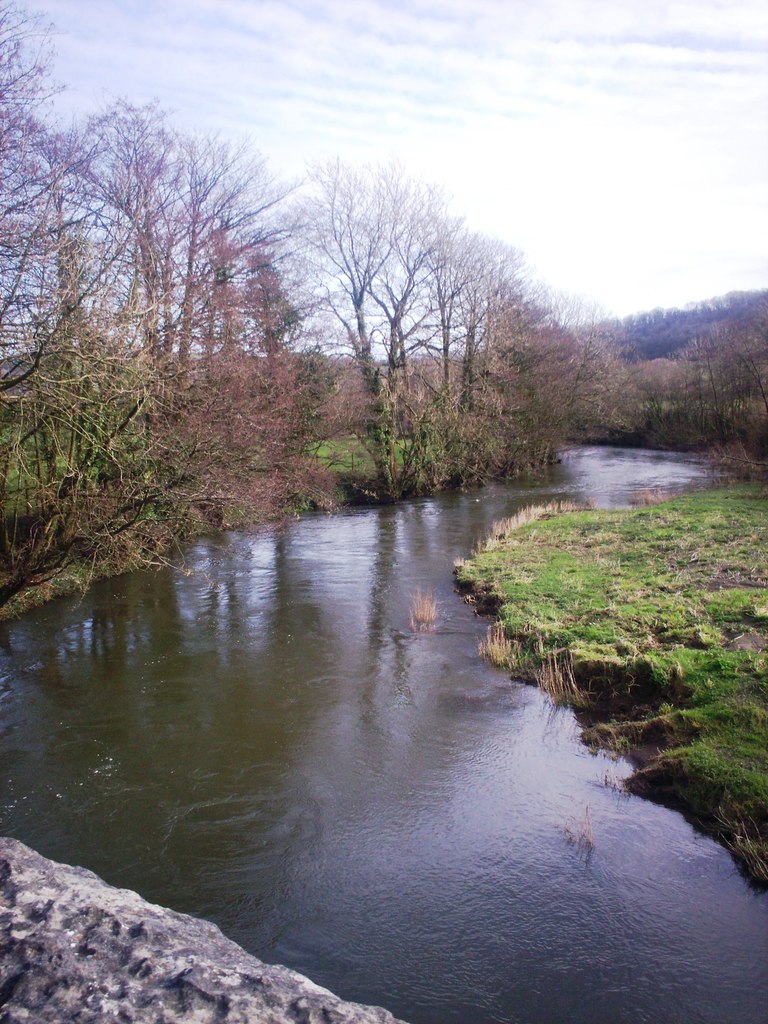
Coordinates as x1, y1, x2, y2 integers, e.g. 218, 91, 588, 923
1, 447, 765, 1024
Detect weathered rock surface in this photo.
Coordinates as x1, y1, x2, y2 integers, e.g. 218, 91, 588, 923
0, 838, 408, 1024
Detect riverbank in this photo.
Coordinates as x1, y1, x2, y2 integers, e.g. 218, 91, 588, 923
455, 486, 768, 880
0, 439, 559, 622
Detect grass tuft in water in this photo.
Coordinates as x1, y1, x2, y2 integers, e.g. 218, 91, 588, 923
410, 588, 437, 632
563, 803, 595, 854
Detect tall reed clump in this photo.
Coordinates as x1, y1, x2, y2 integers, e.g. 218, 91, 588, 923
410, 588, 437, 632
563, 803, 595, 853
478, 620, 522, 670
716, 810, 768, 882
630, 487, 668, 507
535, 651, 587, 707
476, 500, 586, 554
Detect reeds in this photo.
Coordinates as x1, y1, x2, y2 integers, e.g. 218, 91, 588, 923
563, 803, 595, 853
410, 588, 437, 632
478, 620, 521, 670
535, 651, 586, 707
630, 487, 668, 507
716, 810, 768, 882
602, 767, 626, 793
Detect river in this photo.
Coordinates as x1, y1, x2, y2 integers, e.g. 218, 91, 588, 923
1, 446, 766, 1024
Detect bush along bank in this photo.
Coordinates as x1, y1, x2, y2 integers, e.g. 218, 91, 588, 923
455, 489, 768, 881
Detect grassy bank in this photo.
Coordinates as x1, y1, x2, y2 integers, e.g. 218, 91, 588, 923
455, 487, 768, 880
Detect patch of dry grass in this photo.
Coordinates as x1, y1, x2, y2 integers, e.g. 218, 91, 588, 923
478, 620, 521, 669
410, 588, 437, 632
535, 651, 587, 707
630, 487, 668, 506
475, 501, 586, 554
716, 810, 768, 882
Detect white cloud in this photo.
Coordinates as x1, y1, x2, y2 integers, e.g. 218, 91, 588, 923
41, 0, 768, 315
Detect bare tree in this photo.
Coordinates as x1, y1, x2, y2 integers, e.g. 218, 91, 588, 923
301, 158, 578, 496
0, 1, 61, 393
87, 101, 294, 364
173, 131, 293, 361
0, 59, 324, 610
365, 165, 445, 381
302, 159, 392, 393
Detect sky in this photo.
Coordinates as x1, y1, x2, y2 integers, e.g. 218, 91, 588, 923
38, 0, 768, 317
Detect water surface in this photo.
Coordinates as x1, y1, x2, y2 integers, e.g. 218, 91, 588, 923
1, 447, 766, 1024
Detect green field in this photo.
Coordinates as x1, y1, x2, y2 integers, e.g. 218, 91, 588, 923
456, 487, 768, 880
307, 437, 377, 477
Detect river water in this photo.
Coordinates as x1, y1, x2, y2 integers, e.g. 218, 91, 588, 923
1, 447, 767, 1024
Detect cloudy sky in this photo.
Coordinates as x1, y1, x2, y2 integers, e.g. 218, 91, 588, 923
40, 0, 768, 316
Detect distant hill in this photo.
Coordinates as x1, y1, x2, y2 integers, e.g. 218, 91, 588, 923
607, 289, 768, 361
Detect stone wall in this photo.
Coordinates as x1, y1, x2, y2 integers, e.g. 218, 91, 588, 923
0, 837, 408, 1024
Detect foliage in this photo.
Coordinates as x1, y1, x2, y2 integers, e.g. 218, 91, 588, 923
1, 338, 170, 606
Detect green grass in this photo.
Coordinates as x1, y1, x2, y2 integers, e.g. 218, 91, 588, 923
307, 437, 377, 477
456, 486, 768, 879
307, 436, 417, 501
308, 435, 416, 478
